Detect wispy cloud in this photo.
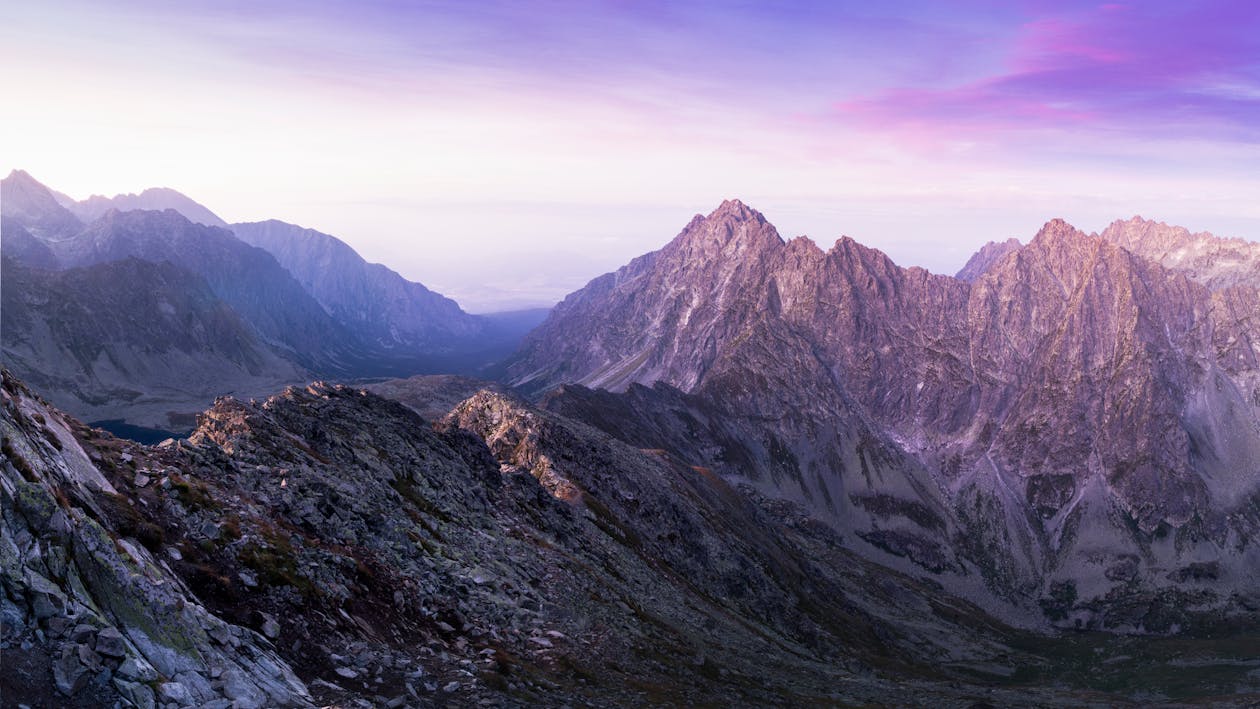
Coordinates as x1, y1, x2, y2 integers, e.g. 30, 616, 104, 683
835, 1, 1260, 143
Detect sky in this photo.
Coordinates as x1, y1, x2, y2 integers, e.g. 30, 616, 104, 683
3, 0, 1259, 312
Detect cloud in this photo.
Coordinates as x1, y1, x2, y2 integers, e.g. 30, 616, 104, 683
834, 1, 1260, 143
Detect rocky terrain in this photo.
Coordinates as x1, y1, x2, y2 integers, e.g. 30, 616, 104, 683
508, 200, 1260, 632
9, 369, 1260, 707
955, 237, 1022, 281
1, 257, 308, 432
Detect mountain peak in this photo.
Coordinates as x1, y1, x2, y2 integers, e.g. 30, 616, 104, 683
956, 237, 1022, 281
708, 198, 763, 222
71, 186, 227, 227
0, 169, 83, 239
669, 198, 782, 258
1029, 217, 1093, 249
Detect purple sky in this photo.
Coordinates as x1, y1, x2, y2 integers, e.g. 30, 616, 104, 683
4, 1, 1259, 311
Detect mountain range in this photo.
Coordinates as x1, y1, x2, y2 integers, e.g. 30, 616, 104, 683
1, 170, 546, 433
508, 199, 1260, 630
6, 185, 1260, 706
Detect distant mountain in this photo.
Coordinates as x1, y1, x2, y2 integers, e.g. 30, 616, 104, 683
1, 256, 307, 430
955, 237, 1021, 281
0, 169, 82, 242
51, 208, 355, 371
1101, 215, 1260, 291
507, 200, 1260, 629
229, 219, 483, 351
64, 186, 229, 227
0, 217, 60, 269
1, 170, 549, 431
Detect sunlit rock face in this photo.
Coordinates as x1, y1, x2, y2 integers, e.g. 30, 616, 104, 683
508, 200, 1260, 629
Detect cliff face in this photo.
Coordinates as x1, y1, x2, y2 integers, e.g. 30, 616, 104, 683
508, 201, 1260, 627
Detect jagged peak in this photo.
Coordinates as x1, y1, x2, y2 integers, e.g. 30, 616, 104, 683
955, 237, 1023, 282
1028, 218, 1094, 250
669, 198, 783, 255
2, 168, 55, 195
707, 198, 764, 223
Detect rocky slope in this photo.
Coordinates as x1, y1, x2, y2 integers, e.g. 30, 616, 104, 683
1, 257, 309, 431
1, 170, 84, 244
229, 220, 484, 353
955, 237, 1021, 281
9, 369, 1260, 706
47, 209, 354, 371
507, 201, 1260, 630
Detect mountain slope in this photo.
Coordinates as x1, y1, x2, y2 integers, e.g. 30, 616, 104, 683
1, 257, 308, 430
229, 220, 484, 352
956, 237, 1022, 281
66, 187, 229, 228
506, 201, 1260, 628
39, 208, 355, 372
1, 169, 83, 243
10, 368, 1191, 707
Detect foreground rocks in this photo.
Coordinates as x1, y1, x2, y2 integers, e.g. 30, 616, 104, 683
6, 369, 1260, 705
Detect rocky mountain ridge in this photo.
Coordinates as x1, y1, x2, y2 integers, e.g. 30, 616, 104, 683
508, 201, 1260, 629
10, 368, 1259, 706
58, 187, 230, 229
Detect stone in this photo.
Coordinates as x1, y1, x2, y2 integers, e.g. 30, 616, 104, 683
208, 624, 232, 646
29, 576, 66, 620
172, 670, 215, 702
442, 681, 460, 693
45, 615, 72, 638
113, 678, 157, 709
261, 616, 280, 639
53, 647, 89, 695
239, 570, 259, 588
157, 681, 192, 705
77, 642, 103, 672
117, 656, 159, 683
95, 627, 127, 657
221, 668, 268, 709
335, 667, 359, 679
69, 623, 96, 643
134, 472, 151, 487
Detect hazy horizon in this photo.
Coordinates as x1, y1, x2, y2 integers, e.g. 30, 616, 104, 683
5, 0, 1259, 311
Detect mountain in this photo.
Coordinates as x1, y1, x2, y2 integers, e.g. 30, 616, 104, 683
507, 200, 1260, 629
64, 186, 229, 228
1, 169, 83, 243
955, 237, 1021, 281
1, 256, 309, 431
229, 220, 484, 352
10, 369, 1257, 706
54, 209, 357, 372
1101, 215, 1260, 291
